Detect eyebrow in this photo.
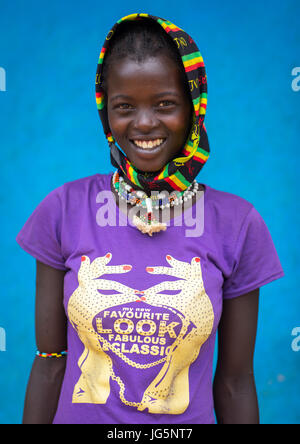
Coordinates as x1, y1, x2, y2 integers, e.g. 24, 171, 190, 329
153, 91, 181, 98
110, 94, 132, 102
110, 91, 181, 102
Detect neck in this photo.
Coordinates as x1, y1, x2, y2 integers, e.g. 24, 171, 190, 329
110, 170, 203, 224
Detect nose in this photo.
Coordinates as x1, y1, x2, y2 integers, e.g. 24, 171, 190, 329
132, 108, 159, 133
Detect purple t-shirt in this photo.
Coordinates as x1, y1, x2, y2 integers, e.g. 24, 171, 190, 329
16, 172, 284, 424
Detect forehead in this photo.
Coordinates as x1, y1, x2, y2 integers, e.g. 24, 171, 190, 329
106, 55, 187, 97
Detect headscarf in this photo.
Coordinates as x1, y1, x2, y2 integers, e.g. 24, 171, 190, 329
95, 13, 210, 196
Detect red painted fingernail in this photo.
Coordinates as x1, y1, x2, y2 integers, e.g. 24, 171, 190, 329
166, 255, 171, 260
81, 256, 86, 262
123, 265, 131, 271
146, 267, 154, 272
195, 257, 200, 262
106, 253, 111, 258
135, 296, 146, 302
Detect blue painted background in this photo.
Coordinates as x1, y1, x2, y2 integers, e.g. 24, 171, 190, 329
0, 0, 299, 424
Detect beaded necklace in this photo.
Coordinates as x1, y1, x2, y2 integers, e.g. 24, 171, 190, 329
112, 170, 199, 236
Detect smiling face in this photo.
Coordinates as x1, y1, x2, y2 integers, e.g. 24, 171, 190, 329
106, 55, 193, 173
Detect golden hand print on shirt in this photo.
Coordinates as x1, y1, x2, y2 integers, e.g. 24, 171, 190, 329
68, 253, 214, 414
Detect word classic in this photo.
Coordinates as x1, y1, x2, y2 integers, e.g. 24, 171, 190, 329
0, 327, 6, 351
0, 67, 6, 92
291, 67, 300, 92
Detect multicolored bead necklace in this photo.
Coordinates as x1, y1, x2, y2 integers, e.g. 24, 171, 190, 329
112, 170, 199, 236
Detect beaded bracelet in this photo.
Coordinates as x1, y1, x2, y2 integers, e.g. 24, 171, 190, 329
36, 350, 68, 358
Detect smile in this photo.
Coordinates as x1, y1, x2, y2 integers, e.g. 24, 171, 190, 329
131, 139, 165, 149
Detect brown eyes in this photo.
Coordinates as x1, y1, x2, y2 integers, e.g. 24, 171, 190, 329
117, 103, 133, 110
157, 100, 174, 107
115, 101, 175, 110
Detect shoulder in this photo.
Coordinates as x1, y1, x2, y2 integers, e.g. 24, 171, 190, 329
200, 182, 255, 222
37, 173, 112, 214
198, 182, 260, 244
43, 173, 111, 204
61, 173, 111, 195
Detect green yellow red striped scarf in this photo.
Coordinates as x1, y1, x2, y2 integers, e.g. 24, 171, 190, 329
95, 13, 210, 195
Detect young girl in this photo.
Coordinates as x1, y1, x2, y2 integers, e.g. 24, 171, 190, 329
17, 13, 284, 424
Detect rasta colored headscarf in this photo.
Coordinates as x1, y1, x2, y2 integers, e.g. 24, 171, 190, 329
95, 13, 210, 196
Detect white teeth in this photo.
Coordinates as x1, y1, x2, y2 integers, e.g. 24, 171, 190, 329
133, 139, 164, 149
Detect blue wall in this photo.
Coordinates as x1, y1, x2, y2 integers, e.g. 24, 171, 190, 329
0, 0, 299, 424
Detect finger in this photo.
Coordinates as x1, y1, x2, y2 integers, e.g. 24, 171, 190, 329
191, 256, 204, 279
192, 257, 201, 264
79, 255, 91, 273
78, 255, 91, 282
165, 254, 190, 276
146, 255, 189, 278
90, 254, 132, 279
103, 264, 132, 274
95, 279, 134, 293
80, 255, 90, 265
146, 265, 175, 276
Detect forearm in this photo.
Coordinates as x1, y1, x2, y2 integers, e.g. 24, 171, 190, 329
23, 356, 66, 424
213, 372, 260, 424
